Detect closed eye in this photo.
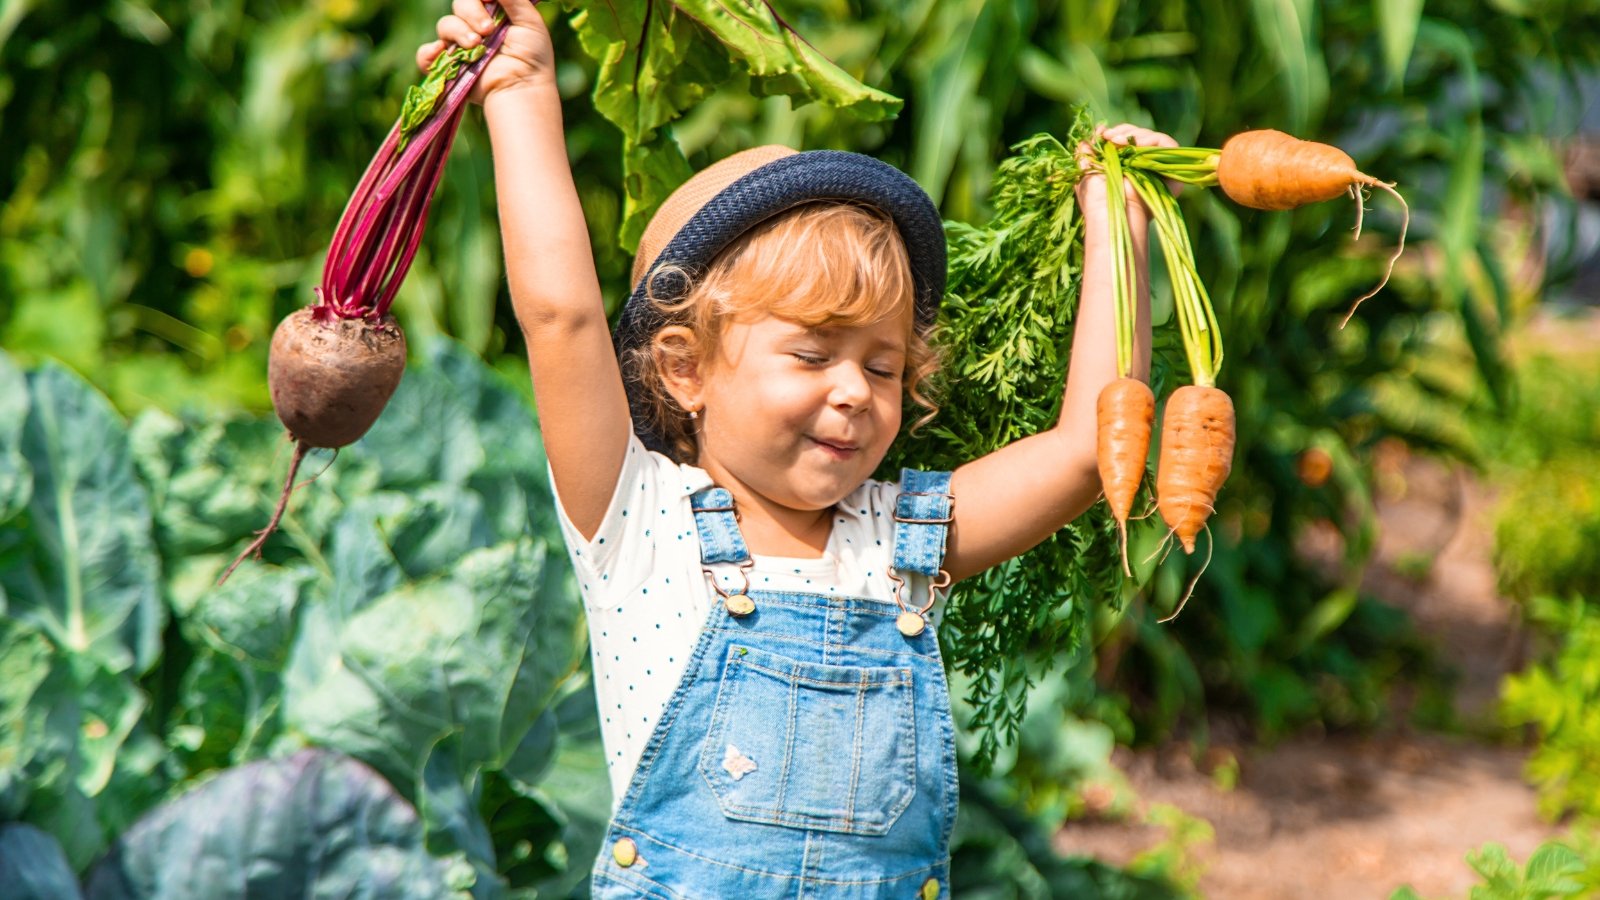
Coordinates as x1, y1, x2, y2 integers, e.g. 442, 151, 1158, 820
792, 353, 827, 365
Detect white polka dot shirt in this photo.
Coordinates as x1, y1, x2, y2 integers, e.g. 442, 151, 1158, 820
551, 431, 929, 809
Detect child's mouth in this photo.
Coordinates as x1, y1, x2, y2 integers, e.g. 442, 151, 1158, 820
807, 436, 859, 459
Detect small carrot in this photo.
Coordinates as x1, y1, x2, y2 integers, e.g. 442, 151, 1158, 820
1126, 128, 1410, 325
1214, 129, 1379, 210
1156, 385, 1235, 553
1097, 377, 1155, 575
1218, 129, 1408, 324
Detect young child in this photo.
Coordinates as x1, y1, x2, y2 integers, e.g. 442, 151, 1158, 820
425, 2, 1171, 895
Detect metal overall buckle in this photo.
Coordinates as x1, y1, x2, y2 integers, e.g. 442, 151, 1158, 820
887, 568, 951, 637
707, 560, 757, 617
890, 486, 954, 637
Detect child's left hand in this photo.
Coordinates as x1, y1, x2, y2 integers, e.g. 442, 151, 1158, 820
1075, 123, 1181, 218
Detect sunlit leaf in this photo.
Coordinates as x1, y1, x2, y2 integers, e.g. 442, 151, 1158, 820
2, 363, 163, 675
0, 351, 31, 524
1375, 0, 1424, 88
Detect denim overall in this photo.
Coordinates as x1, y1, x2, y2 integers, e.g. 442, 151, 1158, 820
591, 470, 960, 899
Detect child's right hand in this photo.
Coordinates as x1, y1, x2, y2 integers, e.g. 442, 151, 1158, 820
417, 0, 555, 104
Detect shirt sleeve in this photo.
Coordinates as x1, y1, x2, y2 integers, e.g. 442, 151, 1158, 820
549, 430, 661, 597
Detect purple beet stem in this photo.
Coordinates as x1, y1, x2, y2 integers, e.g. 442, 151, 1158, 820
317, 11, 508, 320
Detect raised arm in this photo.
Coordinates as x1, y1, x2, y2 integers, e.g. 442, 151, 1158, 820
941, 124, 1172, 583
426, 0, 631, 539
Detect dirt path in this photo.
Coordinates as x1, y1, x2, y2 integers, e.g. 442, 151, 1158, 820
1056, 452, 1560, 898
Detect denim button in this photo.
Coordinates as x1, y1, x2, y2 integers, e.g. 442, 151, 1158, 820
921, 878, 940, 899
896, 611, 926, 636
612, 837, 638, 868
725, 594, 756, 616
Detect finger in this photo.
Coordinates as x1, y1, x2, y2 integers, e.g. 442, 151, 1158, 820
452, 0, 497, 33
1101, 133, 1139, 149
495, 0, 546, 26
436, 14, 481, 47
416, 38, 447, 71
1124, 128, 1177, 149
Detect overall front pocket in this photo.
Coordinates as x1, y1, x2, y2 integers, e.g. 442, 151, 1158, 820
697, 644, 917, 836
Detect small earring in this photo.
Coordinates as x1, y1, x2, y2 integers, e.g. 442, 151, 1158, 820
688, 407, 699, 420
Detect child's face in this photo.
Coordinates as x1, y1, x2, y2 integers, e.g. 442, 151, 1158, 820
695, 309, 912, 512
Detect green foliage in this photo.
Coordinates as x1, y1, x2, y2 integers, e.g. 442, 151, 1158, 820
0, 344, 604, 895
0, 361, 165, 867
401, 40, 491, 148
1127, 804, 1214, 895
951, 643, 1138, 825
1390, 838, 1593, 900
946, 648, 1196, 898
892, 0, 1595, 753
83, 750, 459, 900
951, 779, 1185, 900
1500, 596, 1600, 822
568, 0, 900, 249
887, 120, 1158, 766
1493, 459, 1600, 603
1476, 352, 1600, 471
1467, 353, 1600, 822
0, 0, 898, 411
4, 362, 166, 674
1475, 353, 1600, 602
4, 0, 1599, 869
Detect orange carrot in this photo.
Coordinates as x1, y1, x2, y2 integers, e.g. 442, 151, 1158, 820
1156, 385, 1235, 553
1214, 129, 1409, 324
1098, 377, 1155, 574
1215, 129, 1380, 210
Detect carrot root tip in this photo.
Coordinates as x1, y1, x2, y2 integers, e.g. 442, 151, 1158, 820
1157, 525, 1214, 624
1118, 518, 1132, 578
1339, 181, 1410, 329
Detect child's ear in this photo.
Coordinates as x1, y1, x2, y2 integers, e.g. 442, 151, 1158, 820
651, 325, 704, 411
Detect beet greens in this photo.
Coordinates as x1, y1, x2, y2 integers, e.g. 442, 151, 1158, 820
313, 8, 509, 323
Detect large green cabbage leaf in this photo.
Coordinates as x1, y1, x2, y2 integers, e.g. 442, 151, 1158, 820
2, 363, 163, 676
0, 360, 166, 867
0, 822, 84, 900
82, 750, 459, 900
0, 342, 598, 894
0, 352, 29, 525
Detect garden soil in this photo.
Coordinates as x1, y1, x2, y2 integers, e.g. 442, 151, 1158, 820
1056, 409, 1567, 897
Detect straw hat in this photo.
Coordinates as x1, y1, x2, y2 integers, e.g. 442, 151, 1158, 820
614, 145, 947, 453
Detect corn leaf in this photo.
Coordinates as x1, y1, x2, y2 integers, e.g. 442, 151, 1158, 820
1375, 0, 1424, 88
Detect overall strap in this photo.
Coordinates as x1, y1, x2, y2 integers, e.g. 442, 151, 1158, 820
689, 487, 749, 565
691, 486, 757, 617
892, 469, 954, 578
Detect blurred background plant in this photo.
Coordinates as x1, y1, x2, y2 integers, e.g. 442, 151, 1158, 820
5, 0, 1600, 894
1468, 343, 1600, 829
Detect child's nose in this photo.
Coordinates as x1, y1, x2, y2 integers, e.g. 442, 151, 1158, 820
829, 363, 872, 410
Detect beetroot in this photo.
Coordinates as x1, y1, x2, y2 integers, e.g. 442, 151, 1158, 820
220, 12, 509, 585
268, 309, 407, 449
